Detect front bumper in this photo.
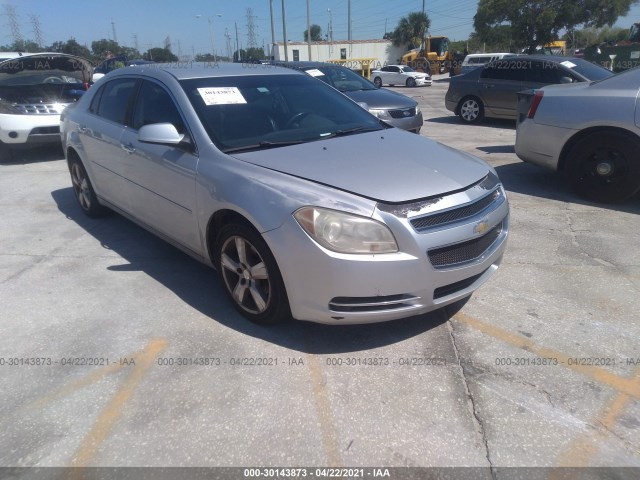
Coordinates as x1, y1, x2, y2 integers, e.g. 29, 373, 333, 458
0, 113, 62, 146
264, 181, 509, 324
385, 111, 424, 133
415, 77, 432, 86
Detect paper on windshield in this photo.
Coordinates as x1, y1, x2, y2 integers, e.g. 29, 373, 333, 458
305, 69, 325, 77
197, 87, 247, 105
560, 61, 577, 69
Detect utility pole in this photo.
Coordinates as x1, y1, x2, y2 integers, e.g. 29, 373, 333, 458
269, 0, 276, 60
347, 0, 351, 51
111, 18, 118, 44
421, 0, 426, 52
235, 22, 241, 62
225, 28, 232, 61
4, 4, 23, 46
29, 14, 44, 49
327, 8, 333, 59
132, 33, 139, 52
306, 0, 311, 61
281, 0, 288, 61
246, 8, 258, 49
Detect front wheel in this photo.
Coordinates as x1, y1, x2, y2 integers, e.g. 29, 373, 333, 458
373, 76, 382, 87
216, 223, 291, 325
566, 132, 640, 203
406, 77, 416, 87
69, 156, 108, 217
458, 96, 484, 124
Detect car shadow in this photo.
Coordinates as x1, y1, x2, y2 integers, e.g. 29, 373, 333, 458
0, 144, 65, 165
476, 145, 515, 154
495, 161, 640, 213
51, 187, 450, 354
426, 116, 516, 130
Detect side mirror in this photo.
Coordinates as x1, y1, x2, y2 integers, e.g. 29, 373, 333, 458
138, 123, 184, 145
559, 76, 574, 84
356, 102, 370, 110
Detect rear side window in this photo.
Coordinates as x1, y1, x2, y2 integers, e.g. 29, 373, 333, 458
481, 59, 532, 81
131, 80, 185, 133
95, 78, 138, 125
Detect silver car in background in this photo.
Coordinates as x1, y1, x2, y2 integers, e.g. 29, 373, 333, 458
61, 63, 508, 325
269, 61, 424, 133
516, 67, 640, 203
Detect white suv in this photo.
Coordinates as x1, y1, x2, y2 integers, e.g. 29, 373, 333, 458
0, 53, 93, 157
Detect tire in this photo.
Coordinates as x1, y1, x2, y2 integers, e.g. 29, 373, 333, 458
566, 132, 640, 203
215, 223, 291, 325
68, 156, 109, 218
458, 96, 484, 124
406, 77, 416, 87
373, 77, 382, 87
0, 141, 12, 162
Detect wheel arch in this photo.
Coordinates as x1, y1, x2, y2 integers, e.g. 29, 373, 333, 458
205, 209, 261, 266
558, 126, 640, 172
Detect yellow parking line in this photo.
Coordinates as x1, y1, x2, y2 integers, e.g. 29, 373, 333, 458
307, 354, 343, 467
69, 338, 167, 470
551, 368, 640, 472
453, 312, 640, 399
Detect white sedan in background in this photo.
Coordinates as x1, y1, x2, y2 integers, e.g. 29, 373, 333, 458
371, 65, 432, 88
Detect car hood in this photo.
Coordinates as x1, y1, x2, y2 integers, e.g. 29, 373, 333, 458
343, 88, 417, 109
0, 54, 93, 84
230, 129, 491, 203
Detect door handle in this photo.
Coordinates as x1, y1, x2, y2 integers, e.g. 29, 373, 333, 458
77, 125, 87, 133
120, 143, 135, 154
483, 84, 495, 89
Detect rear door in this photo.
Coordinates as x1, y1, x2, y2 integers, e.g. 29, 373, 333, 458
79, 77, 138, 209
478, 59, 529, 118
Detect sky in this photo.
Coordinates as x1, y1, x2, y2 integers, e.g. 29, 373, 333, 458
1, 0, 640, 57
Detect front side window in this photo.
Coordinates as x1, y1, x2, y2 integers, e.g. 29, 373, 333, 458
95, 78, 138, 125
131, 80, 184, 133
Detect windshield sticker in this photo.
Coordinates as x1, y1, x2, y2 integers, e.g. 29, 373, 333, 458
305, 69, 325, 77
560, 61, 577, 69
631, 51, 640, 59
197, 87, 247, 105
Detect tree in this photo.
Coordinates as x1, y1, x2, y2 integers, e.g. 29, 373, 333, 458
1, 39, 44, 52
48, 39, 92, 59
474, 0, 638, 53
389, 12, 430, 48
91, 39, 121, 59
303, 24, 323, 42
144, 48, 178, 62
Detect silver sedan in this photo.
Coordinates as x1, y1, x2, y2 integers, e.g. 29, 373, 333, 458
61, 63, 508, 325
516, 67, 640, 202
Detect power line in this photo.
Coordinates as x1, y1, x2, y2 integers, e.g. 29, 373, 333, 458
246, 8, 258, 49
29, 14, 44, 48
3, 4, 23, 44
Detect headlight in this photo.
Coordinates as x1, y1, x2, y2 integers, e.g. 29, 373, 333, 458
415, 105, 421, 115
368, 108, 391, 120
294, 207, 398, 254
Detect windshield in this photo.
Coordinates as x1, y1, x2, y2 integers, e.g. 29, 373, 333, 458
401, 66, 416, 73
305, 66, 376, 92
181, 74, 384, 153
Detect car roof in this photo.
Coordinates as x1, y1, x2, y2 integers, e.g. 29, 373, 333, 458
108, 62, 304, 81
268, 61, 344, 69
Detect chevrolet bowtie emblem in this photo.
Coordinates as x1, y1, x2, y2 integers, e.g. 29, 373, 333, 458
473, 219, 490, 235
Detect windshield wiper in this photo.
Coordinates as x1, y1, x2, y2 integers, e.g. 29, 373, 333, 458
223, 140, 306, 153
326, 126, 381, 138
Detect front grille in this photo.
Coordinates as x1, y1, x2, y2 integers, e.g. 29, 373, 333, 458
388, 107, 416, 119
433, 268, 489, 300
13, 103, 69, 115
411, 188, 501, 232
329, 294, 419, 313
428, 221, 503, 268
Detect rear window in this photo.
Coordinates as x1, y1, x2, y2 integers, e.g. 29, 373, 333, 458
563, 59, 613, 81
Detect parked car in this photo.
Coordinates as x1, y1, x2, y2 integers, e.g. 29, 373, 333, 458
0, 53, 93, 156
270, 61, 423, 133
371, 65, 432, 88
60, 63, 509, 325
515, 67, 640, 203
445, 55, 613, 124
460, 53, 513, 75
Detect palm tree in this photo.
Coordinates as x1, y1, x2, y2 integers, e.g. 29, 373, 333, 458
390, 12, 430, 48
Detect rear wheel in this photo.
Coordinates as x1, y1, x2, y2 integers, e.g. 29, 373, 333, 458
69, 156, 108, 217
373, 77, 382, 87
566, 132, 640, 203
406, 77, 416, 87
458, 96, 484, 124
215, 223, 291, 325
